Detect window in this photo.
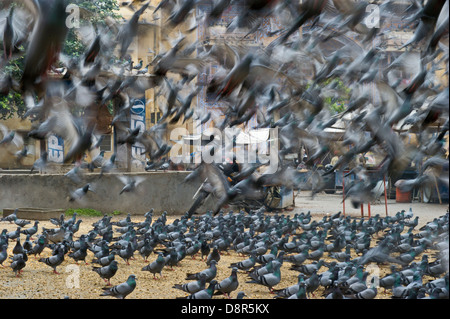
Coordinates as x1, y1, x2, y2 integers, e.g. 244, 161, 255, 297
150, 112, 161, 124
99, 134, 112, 152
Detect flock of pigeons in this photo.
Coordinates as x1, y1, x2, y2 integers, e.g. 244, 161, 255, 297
0, 0, 449, 300
0, 206, 448, 299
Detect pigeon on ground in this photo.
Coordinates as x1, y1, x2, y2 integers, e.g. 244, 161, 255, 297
285, 282, 308, 299
214, 267, 239, 298
0, 245, 8, 266
236, 291, 247, 299
28, 235, 46, 259
20, 221, 39, 238
100, 274, 137, 299
173, 273, 207, 294
6, 227, 22, 240
0, 209, 18, 223
178, 280, 218, 299
44, 226, 68, 244
10, 254, 26, 277
290, 259, 325, 276
345, 277, 378, 299
285, 249, 310, 266
206, 245, 221, 265
116, 242, 135, 265
200, 240, 211, 260
93, 260, 119, 286
92, 252, 117, 267
68, 246, 89, 265
12, 237, 24, 255
138, 238, 155, 262
14, 218, 31, 228
23, 234, 33, 251
38, 246, 65, 274
141, 252, 166, 279
273, 273, 305, 298
185, 259, 217, 282
246, 261, 281, 293
229, 254, 256, 272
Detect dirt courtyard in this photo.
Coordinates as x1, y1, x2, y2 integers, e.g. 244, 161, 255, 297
0, 192, 448, 299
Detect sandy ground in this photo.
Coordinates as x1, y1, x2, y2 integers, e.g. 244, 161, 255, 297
293, 191, 448, 229
0, 192, 447, 299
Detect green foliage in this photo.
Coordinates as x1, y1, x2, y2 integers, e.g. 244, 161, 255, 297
0, 0, 122, 119
63, 0, 122, 57
65, 208, 123, 217
0, 55, 26, 120
62, 0, 123, 119
315, 78, 351, 115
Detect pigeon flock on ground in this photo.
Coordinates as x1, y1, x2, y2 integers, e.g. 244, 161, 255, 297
0, 0, 449, 299
0, 207, 449, 299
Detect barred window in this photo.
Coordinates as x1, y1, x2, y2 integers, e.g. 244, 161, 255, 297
99, 134, 112, 152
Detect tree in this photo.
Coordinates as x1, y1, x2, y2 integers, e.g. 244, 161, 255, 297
0, 0, 122, 120
63, 0, 122, 58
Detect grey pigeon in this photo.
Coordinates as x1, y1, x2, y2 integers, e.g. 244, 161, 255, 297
173, 273, 207, 294
214, 267, 239, 298
236, 291, 247, 299
100, 274, 137, 299
286, 282, 308, 299
68, 246, 89, 264
28, 235, 46, 258
206, 245, 221, 265
20, 221, 39, 238
0, 244, 9, 266
185, 259, 217, 282
305, 270, 320, 297
14, 218, 31, 227
44, 226, 67, 244
229, 254, 256, 272
116, 242, 134, 265
38, 246, 65, 274
345, 278, 377, 299
285, 250, 309, 266
246, 261, 281, 293
179, 280, 217, 299
100, 154, 117, 176
93, 260, 119, 286
273, 273, 305, 298
92, 252, 117, 267
141, 252, 166, 279
69, 184, 94, 202
6, 227, 21, 240
290, 260, 325, 276
30, 151, 48, 173
65, 165, 83, 184
23, 234, 33, 251
12, 237, 23, 255
138, 238, 155, 262
0, 208, 18, 223
10, 254, 26, 277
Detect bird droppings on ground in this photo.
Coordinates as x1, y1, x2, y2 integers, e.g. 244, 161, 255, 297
0, 207, 448, 299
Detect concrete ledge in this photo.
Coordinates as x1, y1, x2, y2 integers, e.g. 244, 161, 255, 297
0, 171, 212, 216
2, 208, 65, 221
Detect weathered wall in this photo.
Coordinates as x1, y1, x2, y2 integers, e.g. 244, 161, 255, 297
0, 171, 213, 215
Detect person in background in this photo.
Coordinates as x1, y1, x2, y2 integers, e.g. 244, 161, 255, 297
331, 151, 339, 167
